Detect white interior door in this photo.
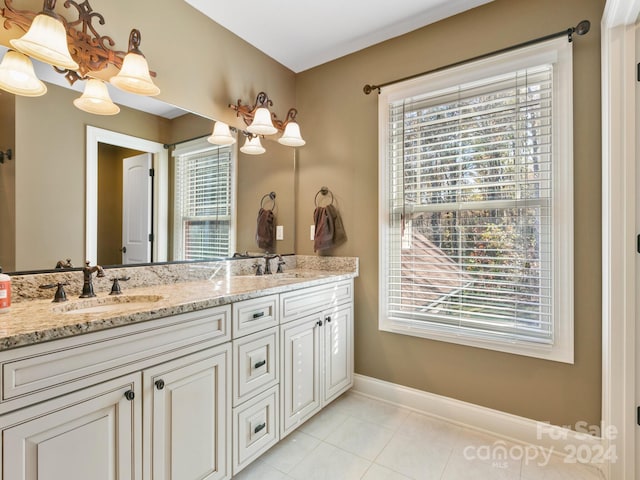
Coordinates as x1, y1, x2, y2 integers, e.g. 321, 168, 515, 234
123, 153, 152, 264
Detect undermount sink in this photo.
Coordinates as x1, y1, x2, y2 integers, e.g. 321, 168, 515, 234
54, 295, 164, 315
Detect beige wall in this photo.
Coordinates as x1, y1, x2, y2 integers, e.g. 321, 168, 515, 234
0, 92, 15, 272
295, 0, 605, 427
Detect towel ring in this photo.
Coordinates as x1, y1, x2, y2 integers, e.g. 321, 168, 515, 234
314, 186, 334, 206
260, 192, 276, 210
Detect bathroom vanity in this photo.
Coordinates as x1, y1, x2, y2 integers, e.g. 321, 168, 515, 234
0, 255, 357, 480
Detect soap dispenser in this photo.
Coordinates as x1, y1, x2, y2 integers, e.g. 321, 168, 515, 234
0, 267, 11, 313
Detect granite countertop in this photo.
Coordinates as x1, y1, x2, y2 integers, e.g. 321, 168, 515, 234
0, 266, 357, 351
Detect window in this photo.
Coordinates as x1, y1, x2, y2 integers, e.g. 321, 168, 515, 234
378, 38, 574, 363
173, 138, 236, 260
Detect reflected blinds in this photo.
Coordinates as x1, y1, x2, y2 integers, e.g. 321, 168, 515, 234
386, 65, 554, 344
174, 144, 233, 259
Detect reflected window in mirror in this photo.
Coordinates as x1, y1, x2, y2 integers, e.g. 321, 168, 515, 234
172, 138, 236, 260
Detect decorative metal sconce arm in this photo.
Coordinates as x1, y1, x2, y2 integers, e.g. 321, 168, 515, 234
273, 108, 298, 131
230, 91, 276, 128
2, 0, 36, 33
126, 28, 143, 55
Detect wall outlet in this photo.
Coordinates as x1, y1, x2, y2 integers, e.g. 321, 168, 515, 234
310, 225, 315, 241
276, 225, 284, 240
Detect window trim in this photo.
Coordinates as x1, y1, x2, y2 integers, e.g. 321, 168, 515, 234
378, 38, 574, 363
172, 137, 237, 260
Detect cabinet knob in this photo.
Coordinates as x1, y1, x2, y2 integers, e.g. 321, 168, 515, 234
254, 423, 266, 434
254, 359, 267, 369
326, 316, 332, 323
316, 320, 323, 327
155, 379, 165, 390
124, 390, 135, 401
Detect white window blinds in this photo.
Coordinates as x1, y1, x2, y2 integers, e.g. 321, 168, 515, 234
379, 38, 574, 362
173, 140, 235, 260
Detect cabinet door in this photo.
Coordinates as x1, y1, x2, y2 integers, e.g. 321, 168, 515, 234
143, 346, 231, 480
323, 304, 354, 403
280, 314, 322, 437
2, 373, 141, 480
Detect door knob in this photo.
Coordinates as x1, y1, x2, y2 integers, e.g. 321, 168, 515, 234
120, 246, 127, 253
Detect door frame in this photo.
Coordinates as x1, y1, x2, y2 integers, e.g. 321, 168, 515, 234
85, 126, 168, 265
601, 0, 640, 478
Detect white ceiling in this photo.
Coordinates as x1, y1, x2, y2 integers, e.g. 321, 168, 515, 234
184, 0, 494, 72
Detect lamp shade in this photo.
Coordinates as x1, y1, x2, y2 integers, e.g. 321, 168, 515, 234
73, 79, 120, 115
247, 107, 277, 135
10, 12, 79, 70
207, 121, 236, 145
240, 136, 265, 155
110, 52, 160, 96
278, 121, 306, 147
0, 50, 47, 97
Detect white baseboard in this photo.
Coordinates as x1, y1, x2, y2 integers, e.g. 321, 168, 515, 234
352, 374, 607, 472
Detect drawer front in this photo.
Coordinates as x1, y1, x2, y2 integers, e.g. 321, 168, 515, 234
233, 327, 279, 406
232, 386, 279, 476
280, 279, 353, 323
1, 306, 231, 405
232, 295, 279, 338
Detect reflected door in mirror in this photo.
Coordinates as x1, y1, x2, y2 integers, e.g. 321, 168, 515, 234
122, 153, 152, 264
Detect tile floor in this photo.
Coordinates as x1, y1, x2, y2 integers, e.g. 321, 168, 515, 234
232, 391, 606, 480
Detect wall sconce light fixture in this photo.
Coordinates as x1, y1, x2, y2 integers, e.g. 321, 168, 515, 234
240, 135, 266, 155
0, 0, 159, 114
208, 91, 306, 154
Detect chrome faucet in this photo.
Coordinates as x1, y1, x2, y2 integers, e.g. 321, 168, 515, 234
80, 261, 105, 298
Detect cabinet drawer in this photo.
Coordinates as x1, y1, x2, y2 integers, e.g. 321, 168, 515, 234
232, 294, 278, 338
232, 327, 279, 406
280, 279, 353, 323
232, 386, 279, 476
1, 306, 230, 407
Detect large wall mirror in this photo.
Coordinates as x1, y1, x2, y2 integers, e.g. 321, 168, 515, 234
0, 79, 296, 273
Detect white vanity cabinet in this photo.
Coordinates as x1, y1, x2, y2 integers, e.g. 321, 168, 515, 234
0, 273, 356, 479
279, 279, 354, 437
0, 306, 232, 480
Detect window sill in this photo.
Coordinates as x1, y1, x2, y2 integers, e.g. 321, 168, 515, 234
379, 318, 574, 364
